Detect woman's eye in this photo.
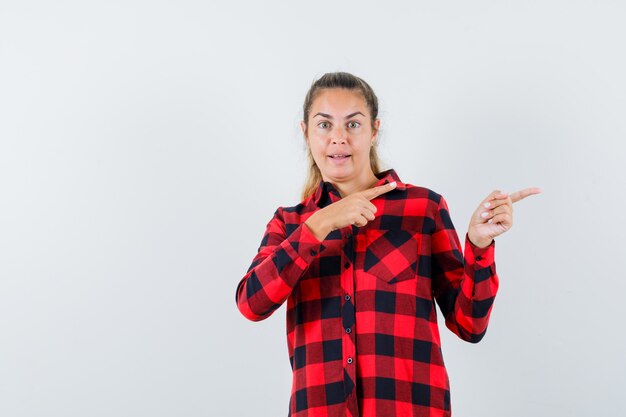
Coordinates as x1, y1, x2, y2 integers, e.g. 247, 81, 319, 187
318, 122, 330, 129
348, 121, 360, 128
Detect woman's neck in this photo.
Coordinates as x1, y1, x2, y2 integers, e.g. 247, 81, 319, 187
332, 171, 380, 198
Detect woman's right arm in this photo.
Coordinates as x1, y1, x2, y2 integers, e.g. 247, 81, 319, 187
235, 207, 327, 321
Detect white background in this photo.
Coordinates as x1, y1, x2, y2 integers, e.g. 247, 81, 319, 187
1, 1, 625, 416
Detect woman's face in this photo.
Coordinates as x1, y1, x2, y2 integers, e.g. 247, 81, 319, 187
301, 88, 380, 185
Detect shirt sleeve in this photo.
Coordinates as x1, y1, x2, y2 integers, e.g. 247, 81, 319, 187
430, 194, 500, 343
235, 207, 327, 322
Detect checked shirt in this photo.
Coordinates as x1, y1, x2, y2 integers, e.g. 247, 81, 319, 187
235, 168, 499, 417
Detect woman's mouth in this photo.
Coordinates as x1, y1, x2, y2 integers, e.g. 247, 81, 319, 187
328, 154, 351, 164
328, 154, 351, 160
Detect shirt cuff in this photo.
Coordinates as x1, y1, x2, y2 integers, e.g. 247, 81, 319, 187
285, 221, 327, 265
465, 232, 495, 266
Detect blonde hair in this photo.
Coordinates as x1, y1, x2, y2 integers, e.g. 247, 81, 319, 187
300, 72, 385, 201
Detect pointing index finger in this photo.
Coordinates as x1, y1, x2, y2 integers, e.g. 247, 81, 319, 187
361, 181, 397, 200
509, 187, 543, 203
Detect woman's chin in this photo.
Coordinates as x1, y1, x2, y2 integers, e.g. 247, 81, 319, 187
322, 166, 352, 179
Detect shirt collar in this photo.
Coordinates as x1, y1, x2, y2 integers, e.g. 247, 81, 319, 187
312, 168, 407, 207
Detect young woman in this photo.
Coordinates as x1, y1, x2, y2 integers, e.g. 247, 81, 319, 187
235, 72, 541, 417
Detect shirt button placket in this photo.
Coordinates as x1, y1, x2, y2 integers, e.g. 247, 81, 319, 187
343, 226, 360, 416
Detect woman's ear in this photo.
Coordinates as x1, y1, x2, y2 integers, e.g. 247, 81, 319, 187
372, 118, 381, 144
300, 120, 309, 144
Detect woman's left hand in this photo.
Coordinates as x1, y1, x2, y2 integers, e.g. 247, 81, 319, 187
468, 187, 542, 248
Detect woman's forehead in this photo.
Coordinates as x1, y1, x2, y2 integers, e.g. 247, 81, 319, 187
311, 89, 368, 117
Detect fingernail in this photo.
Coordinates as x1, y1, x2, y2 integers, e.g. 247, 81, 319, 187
483, 202, 491, 208
389, 181, 396, 187
481, 211, 489, 218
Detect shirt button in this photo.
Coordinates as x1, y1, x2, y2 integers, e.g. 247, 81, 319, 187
347, 357, 353, 364
476, 255, 482, 261
345, 327, 351, 333
347, 234, 352, 239
310, 249, 317, 256
344, 262, 350, 268
345, 294, 351, 301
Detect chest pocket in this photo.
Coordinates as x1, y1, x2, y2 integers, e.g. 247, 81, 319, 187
364, 229, 420, 284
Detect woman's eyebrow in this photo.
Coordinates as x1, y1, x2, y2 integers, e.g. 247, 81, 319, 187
313, 111, 365, 119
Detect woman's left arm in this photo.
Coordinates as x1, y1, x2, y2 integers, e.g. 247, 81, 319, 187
432, 187, 542, 343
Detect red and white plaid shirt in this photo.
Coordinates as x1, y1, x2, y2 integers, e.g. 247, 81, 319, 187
235, 168, 499, 417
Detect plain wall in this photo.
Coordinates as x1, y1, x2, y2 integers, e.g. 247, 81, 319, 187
1, 1, 625, 416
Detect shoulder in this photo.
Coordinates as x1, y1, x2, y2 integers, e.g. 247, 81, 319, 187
276, 197, 314, 217
265, 196, 317, 234
399, 182, 447, 210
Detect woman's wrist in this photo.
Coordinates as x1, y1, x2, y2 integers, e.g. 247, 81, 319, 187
468, 232, 492, 249
305, 212, 331, 242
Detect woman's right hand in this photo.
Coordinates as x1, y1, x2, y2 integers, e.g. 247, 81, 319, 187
304, 181, 397, 241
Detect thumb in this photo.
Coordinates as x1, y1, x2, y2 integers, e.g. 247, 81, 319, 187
483, 189, 504, 204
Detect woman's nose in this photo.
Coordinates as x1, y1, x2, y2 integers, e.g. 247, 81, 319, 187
331, 128, 347, 143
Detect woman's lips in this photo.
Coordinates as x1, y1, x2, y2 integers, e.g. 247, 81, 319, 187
328, 155, 351, 164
